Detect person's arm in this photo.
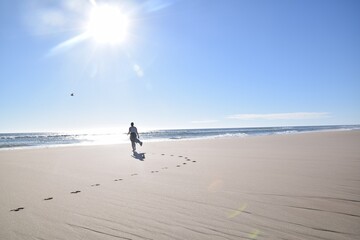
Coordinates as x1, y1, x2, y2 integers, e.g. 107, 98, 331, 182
136, 128, 140, 138
127, 128, 130, 135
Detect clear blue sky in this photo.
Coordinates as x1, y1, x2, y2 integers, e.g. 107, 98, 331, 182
1, 0, 359, 132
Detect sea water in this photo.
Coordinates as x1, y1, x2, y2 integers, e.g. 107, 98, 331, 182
1, 125, 359, 150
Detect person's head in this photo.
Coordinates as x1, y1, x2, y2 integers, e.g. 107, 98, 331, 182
131, 122, 134, 126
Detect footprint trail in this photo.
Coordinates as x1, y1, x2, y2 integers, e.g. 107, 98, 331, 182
8, 152, 197, 213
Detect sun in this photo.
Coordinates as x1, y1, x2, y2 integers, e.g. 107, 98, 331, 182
86, 4, 129, 44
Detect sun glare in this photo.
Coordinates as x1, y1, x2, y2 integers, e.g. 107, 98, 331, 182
86, 5, 129, 44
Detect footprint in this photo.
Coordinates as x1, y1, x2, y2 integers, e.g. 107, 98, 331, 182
131, 173, 138, 176
161, 154, 165, 156
186, 159, 191, 161
91, 184, 100, 187
176, 165, 181, 167
70, 191, 81, 194
151, 171, 159, 173
178, 156, 183, 158
44, 197, 53, 201
183, 163, 187, 165
192, 161, 197, 163
114, 179, 123, 181
170, 155, 174, 157
162, 167, 168, 170
10, 207, 24, 212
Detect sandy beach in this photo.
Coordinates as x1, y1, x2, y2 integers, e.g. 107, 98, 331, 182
1, 130, 359, 240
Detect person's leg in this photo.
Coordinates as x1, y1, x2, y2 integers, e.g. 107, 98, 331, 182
135, 137, 143, 146
131, 141, 136, 151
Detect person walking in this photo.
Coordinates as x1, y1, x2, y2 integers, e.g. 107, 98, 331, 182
128, 122, 143, 152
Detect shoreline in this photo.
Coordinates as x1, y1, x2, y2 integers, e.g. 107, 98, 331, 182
1, 127, 359, 152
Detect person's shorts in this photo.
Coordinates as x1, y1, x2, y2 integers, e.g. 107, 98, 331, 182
130, 132, 137, 142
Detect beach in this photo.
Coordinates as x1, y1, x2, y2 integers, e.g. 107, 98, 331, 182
1, 130, 359, 240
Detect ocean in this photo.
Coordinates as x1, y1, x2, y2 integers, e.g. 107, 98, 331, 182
0, 125, 359, 150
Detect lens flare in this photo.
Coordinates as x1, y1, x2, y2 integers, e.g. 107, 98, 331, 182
248, 229, 260, 239
227, 203, 247, 219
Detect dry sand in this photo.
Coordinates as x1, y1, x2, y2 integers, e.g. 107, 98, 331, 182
0, 130, 359, 240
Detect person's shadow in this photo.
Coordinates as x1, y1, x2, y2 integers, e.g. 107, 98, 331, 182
132, 151, 145, 161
